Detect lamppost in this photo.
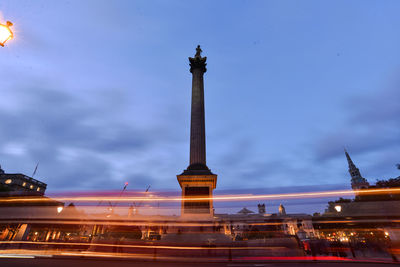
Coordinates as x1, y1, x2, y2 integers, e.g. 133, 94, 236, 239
334, 205, 342, 212
0, 21, 13, 47
57, 206, 64, 213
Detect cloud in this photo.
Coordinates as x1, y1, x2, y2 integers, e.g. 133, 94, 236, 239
310, 75, 400, 185
314, 78, 400, 161
0, 78, 187, 191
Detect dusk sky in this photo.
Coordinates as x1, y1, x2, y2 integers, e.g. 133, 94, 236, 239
1, 0, 399, 194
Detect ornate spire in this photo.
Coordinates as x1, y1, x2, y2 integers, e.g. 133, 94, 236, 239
344, 149, 369, 189
344, 148, 356, 169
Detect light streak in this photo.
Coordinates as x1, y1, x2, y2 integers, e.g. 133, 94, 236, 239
0, 249, 394, 263
0, 241, 285, 250
0, 254, 35, 258
1, 187, 400, 203
0, 216, 399, 227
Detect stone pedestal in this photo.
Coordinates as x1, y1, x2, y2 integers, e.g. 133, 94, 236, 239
177, 173, 217, 217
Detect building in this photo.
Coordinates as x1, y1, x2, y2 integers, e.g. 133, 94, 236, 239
314, 150, 400, 243
0, 165, 47, 195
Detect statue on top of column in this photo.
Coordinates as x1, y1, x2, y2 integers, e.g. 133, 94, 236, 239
189, 45, 207, 73
195, 45, 202, 58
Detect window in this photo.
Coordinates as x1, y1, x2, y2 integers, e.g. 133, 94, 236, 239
5, 179, 12, 184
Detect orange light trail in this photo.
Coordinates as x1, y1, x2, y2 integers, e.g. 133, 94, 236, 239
0, 248, 395, 264
0, 187, 400, 203
0, 241, 285, 251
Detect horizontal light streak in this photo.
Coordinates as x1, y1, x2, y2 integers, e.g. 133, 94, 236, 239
0, 241, 285, 250
0, 218, 399, 227
0, 254, 35, 258
1, 188, 400, 203
0, 249, 393, 264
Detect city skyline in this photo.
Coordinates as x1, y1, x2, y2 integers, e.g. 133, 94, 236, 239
1, 0, 399, 192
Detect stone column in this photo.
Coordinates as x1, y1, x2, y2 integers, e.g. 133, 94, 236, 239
189, 46, 207, 168
177, 46, 217, 217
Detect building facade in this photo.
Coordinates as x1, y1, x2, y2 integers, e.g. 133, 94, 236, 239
0, 165, 47, 195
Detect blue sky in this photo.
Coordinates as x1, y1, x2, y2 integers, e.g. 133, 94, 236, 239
1, 0, 399, 195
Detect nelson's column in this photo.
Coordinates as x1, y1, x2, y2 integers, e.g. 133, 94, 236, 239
177, 46, 217, 217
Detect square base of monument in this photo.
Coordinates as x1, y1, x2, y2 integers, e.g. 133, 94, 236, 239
177, 174, 217, 218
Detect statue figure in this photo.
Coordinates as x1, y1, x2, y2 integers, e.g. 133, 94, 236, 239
189, 45, 207, 73
195, 45, 202, 58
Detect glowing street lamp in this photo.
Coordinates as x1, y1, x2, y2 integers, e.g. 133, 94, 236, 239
0, 21, 13, 47
334, 205, 342, 212
57, 206, 64, 213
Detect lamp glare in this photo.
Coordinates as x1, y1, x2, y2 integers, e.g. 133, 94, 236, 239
0, 21, 13, 47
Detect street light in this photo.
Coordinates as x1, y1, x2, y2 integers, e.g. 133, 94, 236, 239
0, 21, 13, 47
334, 205, 342, 212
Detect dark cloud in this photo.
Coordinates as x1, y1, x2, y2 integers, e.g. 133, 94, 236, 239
311, 76, 400, 186
314, 80, 400, 161
0, 80, 185, 191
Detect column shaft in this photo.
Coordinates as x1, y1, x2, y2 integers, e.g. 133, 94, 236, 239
189, 68, 206, 166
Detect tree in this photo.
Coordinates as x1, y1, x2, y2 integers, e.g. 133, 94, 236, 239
375, 178, 400, 188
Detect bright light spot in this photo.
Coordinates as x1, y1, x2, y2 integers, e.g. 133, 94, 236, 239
22, 182, 26, 187
0, 255, 34, 259
57, 206, 63, 213
36, 187, 40, 191
34, 232, 38, 235
334, 205, 342, 212
0, 22, 13, 46
4, 179, 12, 184
385, 231, 389, 236
29, 185, 34, 189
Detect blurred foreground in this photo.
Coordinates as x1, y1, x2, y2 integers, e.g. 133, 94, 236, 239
0, 188, 400, 265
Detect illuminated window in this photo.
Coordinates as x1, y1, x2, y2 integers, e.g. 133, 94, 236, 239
29, 185, 34, 189
36, 187, 40, 191
5, 179, 12, 184
22, 182, 27, 186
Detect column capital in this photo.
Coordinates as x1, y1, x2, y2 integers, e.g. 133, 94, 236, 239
189, 45, 207, 73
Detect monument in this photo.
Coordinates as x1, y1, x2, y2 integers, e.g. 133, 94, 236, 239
177, 46, 217, 217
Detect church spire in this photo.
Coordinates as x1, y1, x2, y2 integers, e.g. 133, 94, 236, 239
345, 148, 356, 169
344, 149, 369, 190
